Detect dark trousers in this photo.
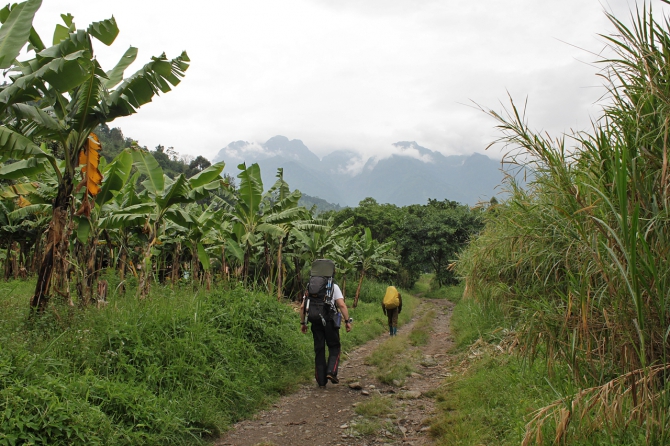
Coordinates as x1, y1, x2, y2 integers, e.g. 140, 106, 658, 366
310, 319, 341, 386
387, 307, 399, 328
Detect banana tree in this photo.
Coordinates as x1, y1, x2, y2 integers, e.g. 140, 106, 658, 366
256, 168, 321, 299
174, 201, 226, 288
224, 163, 265, 282
104, 149, 224, 297
0, 2, 189, 312
0, 156, 53, 271
72, 149, 132, 304
352, 227, 397, 308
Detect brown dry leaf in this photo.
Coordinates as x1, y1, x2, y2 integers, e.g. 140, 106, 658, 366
17, 196, 31, 207
554, 407, 571, 443
77, 133, 103, 197
75, 196, 91, 217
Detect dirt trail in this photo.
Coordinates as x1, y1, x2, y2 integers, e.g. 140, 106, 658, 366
217, 298, 455, 446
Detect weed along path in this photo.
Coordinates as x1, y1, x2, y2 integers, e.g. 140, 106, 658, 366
217, 298, 455, 446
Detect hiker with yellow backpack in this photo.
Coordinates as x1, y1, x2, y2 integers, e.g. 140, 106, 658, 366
382, 286, 402, 336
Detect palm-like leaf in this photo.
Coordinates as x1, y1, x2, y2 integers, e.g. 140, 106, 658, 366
0, 0, 42, 69
107, 51, 189, 119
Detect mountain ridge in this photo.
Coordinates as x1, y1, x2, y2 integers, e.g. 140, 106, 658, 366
213, 137, 503, 207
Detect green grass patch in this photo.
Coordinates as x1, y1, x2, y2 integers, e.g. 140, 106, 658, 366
366, 334, 419, 385
408, 308, 436, 346
410, 274, 433, 295
430, 353, 549, 445
425, 281, 465, 300
352, 395, 395, 437
354, 394, 393, 418
450, 293, 508, 348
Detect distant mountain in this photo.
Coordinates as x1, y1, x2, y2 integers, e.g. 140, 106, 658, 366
212, 137, 504, 207
299, 194, 343, 214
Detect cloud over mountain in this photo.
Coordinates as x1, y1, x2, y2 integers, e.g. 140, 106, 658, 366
213, 136, 504, 207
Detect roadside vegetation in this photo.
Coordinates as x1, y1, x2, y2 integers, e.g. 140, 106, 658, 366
0, 276, 413, 445
431, 2, 670, 444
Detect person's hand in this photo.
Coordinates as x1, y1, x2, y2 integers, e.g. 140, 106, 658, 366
345, 321, 352, 333
301, 324, 308, 334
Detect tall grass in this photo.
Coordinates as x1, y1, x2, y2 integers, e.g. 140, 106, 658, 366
458, 2, 670, 443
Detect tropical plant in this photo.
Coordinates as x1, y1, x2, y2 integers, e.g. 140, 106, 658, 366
0, 1, 189, 311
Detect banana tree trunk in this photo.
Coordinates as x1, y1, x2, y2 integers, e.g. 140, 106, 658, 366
119, 247, 127, 294
31, 177, 73, 313
30, 234, 39, 275
353, 270, 365, 308
221, 245, 228, 281
264, 239, 272, 292
138, 242, 152, 299
191, 247, 200, 289
243, 249, 250, 284
18, 239, 27, 278
171, 243, 181, 288
276, 239, 283, 301
83, 235, 97, 306
4, 239, 12, 281
294, 256, 302, 300
138, 225, 157, 299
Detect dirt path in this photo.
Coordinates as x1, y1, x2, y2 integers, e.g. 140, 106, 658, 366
217, 298, 455, 446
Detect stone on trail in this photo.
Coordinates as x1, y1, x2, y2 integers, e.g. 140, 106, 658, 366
420, 355, 438, 367
361, 390, 370, 396
398, 390, 422, 399
348, 382, 362, 390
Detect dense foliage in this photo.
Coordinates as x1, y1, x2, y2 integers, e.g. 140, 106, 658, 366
458, 3, 670, 443
331, 197, 484, 288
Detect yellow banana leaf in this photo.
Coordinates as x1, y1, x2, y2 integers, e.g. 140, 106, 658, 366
77, 133, 103, 197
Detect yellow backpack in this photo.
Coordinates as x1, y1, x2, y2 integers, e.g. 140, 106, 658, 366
382, 286, 400, 310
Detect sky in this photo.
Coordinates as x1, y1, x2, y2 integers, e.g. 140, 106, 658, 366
28, 0, 667, 162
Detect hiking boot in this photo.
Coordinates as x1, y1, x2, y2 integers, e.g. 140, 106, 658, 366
327, 374, 339, 384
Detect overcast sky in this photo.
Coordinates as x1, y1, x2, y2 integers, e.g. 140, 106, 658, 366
29, 0, 665, 162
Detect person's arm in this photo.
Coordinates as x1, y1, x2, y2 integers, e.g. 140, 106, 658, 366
381, 301, 386, 315
398, 292, 402, 313
336, 298, 352, 332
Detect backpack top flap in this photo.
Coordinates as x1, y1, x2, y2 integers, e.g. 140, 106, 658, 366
308, 276, 329, 298
310, 259, 335, 278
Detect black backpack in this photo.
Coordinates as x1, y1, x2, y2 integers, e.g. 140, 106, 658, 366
305, 259, 338, 326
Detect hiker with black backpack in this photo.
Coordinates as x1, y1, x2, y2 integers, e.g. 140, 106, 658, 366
299, 259, 353, 388
382, 285, 402, 336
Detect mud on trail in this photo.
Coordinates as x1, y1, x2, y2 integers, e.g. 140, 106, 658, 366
217, 298, 455, 446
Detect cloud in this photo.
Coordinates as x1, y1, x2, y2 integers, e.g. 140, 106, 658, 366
340, 156, 367, 176
25, 0, 670, 166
